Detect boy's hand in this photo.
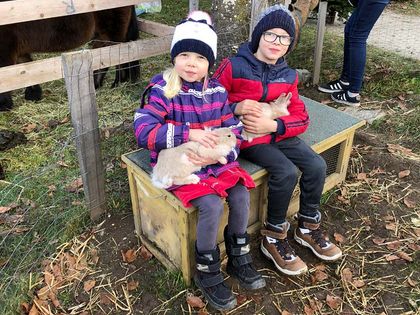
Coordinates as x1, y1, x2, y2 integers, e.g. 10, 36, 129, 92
242, 114, 277, 134
235, 99, 262, 116
187, 150, 218, 166
189, 129, 219, 148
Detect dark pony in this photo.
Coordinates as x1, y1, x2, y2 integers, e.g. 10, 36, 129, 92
0, 2, 140, 111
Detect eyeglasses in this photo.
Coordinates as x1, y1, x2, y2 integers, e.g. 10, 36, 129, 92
263, 31, 293, 46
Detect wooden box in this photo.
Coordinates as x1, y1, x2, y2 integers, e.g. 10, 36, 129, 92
121, 97, 365, 284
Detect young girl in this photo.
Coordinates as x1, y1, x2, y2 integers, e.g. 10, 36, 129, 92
214, 5, 342, 276
133, 11, 265, 311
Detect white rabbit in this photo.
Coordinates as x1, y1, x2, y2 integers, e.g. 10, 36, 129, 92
241, 92, 292, 142
152, 127, 237, 189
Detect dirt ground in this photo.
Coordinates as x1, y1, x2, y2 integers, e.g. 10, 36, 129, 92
54, 117, 419, 314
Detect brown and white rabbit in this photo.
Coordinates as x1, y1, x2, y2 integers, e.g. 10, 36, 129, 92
152, 127, 237, 189
241, 92, 292, 142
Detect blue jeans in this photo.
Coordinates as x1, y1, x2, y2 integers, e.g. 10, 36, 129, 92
340, 0, 390, 93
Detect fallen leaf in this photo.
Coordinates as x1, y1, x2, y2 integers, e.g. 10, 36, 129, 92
237, 294, 247, 305
397, 251, 413, 262
100, 292, 113, 305
352, 279, 365, 288
308, 298, 322, 312
372, 238, 386, 245
83, 279, 96, 292
386, 240, 401, 250
65, 178, 83, 193
304, 305, 315, 315
127, 280, 139, 291
337, 195, 350, 204
413, 228, 420, 237
139, 246, 153, 260
387, 143, 420, 161
281, 311, 293, 315
407, 277, 417, 287
22, 123, 37, 134
334, 232, 345, 244
341, 268, 353, 283
311, 270, 328, 284
122, 249, 137, 263
385, 254, 400, 262
57, 161, 69, 168
90, 248, 99, 264
20, 302, 30, 313
120, 162, 127, 169
326, 294, 341, 309
314, 263, 327, 271
0, 206, 12, 214
198, 310, 209, 315
407, 243, 420, 251
398, 170, 410, 178
403, 196, 416, 209
186, 294, 205, 308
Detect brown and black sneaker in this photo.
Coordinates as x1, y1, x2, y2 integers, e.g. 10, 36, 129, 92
294, 213, 342, 261
260, 222, 308, 276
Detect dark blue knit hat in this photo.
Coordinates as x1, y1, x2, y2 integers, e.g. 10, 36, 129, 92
250, 5, 296, 54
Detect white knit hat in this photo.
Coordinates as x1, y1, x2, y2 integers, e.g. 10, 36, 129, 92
170, 11, 217, 67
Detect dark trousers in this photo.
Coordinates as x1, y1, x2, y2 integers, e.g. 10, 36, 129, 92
341, 0, 389, 93
191, 183, 250, 252
241, 137, 326, 225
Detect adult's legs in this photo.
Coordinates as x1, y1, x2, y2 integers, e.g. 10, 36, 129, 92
341, 0, 390, 93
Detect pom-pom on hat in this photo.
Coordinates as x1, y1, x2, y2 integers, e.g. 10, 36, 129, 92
250, 4, 296, 54
170, 11, 217, 68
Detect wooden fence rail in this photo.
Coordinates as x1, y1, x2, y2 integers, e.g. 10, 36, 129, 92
0, 0, 144, 26
0, 21, 174, 94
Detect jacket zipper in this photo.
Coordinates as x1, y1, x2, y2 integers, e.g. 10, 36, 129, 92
260, 63, 268, 102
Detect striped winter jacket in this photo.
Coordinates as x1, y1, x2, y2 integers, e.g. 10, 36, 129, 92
133, 73, 243, 180
213, 42, 309, 150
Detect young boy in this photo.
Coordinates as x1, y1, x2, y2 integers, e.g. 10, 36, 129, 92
214, 5, 342, 276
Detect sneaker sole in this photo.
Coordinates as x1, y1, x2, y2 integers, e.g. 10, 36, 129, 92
317, 86, 344, 94
194, 275, 237, 311
260, 242, 308, 276
294, 233, 342, 261
331, 94, 360, 107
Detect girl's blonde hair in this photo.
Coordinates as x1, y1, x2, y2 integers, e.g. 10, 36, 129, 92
163, 66, 210, 101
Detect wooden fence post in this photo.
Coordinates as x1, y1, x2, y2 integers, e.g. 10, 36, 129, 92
62, 50, 106, 221
189, 0, 199, 12
250, 0, 268, 41
313, 1, 328, 85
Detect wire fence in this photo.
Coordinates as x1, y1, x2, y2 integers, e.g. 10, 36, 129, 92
1, 1, 419, 313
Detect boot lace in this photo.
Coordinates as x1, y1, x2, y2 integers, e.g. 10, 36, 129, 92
309, 228, 328, 248
274, 238, 296, 260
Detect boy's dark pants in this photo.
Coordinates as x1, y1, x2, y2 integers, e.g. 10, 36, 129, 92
241, 137, 327, 225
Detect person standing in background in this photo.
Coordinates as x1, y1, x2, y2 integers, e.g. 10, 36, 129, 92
318, 0, 390, 106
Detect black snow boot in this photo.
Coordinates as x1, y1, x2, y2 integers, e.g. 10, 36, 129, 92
224, 226, 266, 290
194, 245, 237, 311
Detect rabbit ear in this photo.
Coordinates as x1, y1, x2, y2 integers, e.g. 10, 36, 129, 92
286, 92, 292, 101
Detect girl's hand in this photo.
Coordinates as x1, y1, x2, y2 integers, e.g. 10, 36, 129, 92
187, 150, 218, 166
235, 99, 262, 116
241, 114, 277, 134
189, 129, 219, 148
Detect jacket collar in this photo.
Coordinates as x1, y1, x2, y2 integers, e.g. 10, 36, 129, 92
237, 42, 288, 70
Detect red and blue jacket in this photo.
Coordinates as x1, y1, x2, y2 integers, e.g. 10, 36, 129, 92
213, 42, 309, 149
133, 73, 243, 181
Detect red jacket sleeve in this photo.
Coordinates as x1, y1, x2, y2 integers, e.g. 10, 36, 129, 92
213, 58, 233, 93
